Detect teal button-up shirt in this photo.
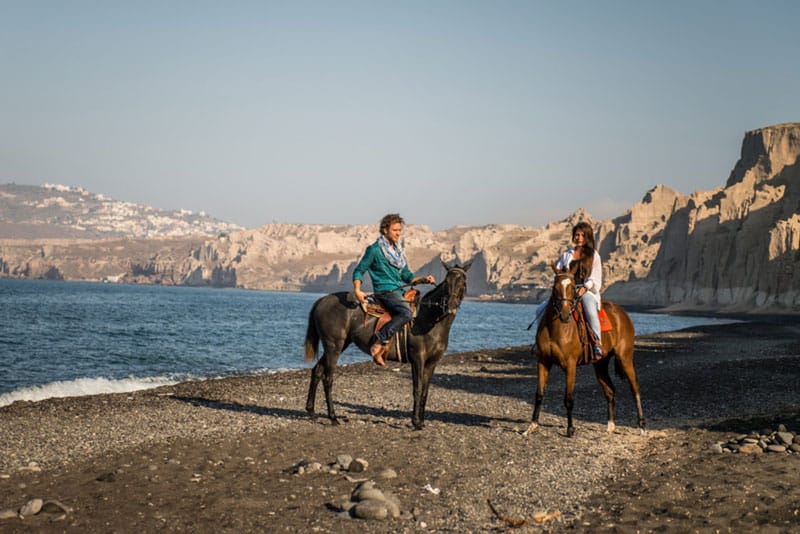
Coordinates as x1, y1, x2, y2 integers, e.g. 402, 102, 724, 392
353, 241, 415, 293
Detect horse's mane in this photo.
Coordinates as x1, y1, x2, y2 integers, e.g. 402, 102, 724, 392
420, 279, 446, 303
415, 264, 469, 326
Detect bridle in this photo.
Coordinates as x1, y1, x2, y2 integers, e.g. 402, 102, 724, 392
550, 272, 581, 323
419, 266, 468, 319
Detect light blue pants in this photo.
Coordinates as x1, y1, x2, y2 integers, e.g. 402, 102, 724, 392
581, 292, 602, 343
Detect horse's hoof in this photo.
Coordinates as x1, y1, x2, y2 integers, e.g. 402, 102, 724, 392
607, 421, 616, 433
566, 427, 576, 437
307, 411, 316, 421
331, 418, 340, 426
521, 422, 538, 436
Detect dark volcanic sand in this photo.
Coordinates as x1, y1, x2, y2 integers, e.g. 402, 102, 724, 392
1, 319, 800, 532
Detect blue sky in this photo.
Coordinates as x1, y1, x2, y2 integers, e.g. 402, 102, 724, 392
1, 1, 798, 230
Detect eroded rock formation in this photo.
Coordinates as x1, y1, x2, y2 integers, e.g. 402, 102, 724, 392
2, 123, 799, 313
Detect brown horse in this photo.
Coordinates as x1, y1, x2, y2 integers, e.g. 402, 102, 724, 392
304, 261, 471, 430
524, 263, 645, 437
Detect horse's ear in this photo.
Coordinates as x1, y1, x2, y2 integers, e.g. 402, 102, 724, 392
568, 260, 579, 275
461, 260, 473, 272
550, 261, 560, 274
441, 259, 451, 271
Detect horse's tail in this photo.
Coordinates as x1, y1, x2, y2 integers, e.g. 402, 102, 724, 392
304, 302, 320, 363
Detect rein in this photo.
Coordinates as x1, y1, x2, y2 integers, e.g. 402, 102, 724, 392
550, 274, 583, 323
368, 279, 429, 298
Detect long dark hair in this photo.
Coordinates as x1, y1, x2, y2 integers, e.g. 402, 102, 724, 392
569, 246, 593, 284
570, 222, 595, 284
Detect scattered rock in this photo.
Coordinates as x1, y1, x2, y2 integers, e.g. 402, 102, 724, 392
41, 500, 71, 514
739, 443, 763, 454
19, 498, 43, 517
0, 509, 18, 520
716, 427, 798, 455
18, 462, 41, 473
349, 458, 368, 472
335, 454, 353, 470
354, 487, 386, 502
353, 499, 389, 520
378, 468, 398, 479
382, 491, 402, 518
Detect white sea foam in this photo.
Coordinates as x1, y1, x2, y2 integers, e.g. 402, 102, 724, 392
0, 376, 181, 407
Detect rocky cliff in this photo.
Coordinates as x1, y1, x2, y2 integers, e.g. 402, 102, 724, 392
2, 123, 799, 312
605, 122, 800, 312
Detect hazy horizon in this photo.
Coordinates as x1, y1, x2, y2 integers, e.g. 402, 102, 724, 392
2, 2, 798, 231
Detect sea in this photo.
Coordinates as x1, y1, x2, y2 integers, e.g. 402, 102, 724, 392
0, 279, 738, 407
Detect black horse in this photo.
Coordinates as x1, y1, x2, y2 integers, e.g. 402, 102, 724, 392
304, 261, 471, 430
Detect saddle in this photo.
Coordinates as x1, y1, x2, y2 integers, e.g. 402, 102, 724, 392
573, 303, 613, 365
360, 289, 419, 362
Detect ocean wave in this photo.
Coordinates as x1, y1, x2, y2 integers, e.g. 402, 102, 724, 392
0, 376, 181, 407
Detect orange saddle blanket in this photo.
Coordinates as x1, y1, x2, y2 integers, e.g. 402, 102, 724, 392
598, 308, 613, 332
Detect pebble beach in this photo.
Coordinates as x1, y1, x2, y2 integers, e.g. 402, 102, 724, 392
1, 318, 800, 532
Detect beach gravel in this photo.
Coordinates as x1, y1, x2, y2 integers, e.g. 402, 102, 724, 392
1, 320, 800, 532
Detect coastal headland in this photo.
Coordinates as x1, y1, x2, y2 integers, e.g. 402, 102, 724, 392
1, 318, 800, 532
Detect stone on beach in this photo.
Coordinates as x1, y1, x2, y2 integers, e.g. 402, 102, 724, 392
18, 498, 43, 517
715, 425, 798, 454
0, 509, 18, 520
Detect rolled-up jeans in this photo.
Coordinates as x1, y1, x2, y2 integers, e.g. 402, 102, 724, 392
375, 290, 413, 343
581, 291, 602, 343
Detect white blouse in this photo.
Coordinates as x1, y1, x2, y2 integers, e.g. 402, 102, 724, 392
556, 247, 602, 302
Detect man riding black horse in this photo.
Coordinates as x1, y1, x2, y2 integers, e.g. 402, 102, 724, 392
352, 213, 435, 366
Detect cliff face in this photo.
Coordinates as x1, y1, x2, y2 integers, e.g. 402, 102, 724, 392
2, 123, 799, 313
605, 123, 800, 312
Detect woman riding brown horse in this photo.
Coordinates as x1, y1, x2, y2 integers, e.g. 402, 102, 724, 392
524, 261, 646, 437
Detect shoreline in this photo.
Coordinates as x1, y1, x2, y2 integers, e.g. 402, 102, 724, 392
2, 319, 800, 531
0, 307, 762, 409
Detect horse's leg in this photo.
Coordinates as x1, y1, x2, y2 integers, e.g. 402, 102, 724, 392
414, 357, 440, 430
320, 347, 344, 425
564, 363, 577, 437
523, 360, 551, 435
592, 357, 617, 433
410, 355, 426, 430
617, 350, 646, 433
305, 359, 324, 420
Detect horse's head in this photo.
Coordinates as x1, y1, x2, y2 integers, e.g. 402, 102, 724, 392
551, 271, 578, 323
439, 259, 471, 315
